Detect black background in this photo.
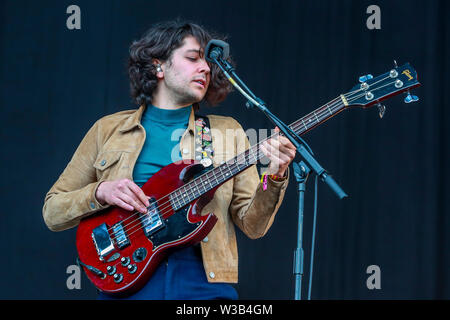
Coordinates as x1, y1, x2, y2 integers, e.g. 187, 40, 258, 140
0, 0, 448, 299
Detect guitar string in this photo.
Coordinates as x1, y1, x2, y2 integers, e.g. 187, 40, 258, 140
107, 77, 402, 245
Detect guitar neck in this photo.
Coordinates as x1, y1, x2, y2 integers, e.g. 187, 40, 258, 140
170, 96, 346, 210
289, 95, 346, 136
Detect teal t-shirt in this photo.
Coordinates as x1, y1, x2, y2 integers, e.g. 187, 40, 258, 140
133, 105, 192, 187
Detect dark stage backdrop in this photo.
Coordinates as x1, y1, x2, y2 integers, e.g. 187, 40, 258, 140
0, 0, 448, 300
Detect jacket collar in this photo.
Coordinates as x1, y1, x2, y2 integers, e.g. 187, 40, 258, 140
119, 104, 195, 134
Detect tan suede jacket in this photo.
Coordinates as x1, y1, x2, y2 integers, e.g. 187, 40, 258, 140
43, 105, 289, 283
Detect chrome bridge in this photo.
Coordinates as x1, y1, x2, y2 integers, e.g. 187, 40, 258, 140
91, 198, 164, 260
92, 221, 130, 261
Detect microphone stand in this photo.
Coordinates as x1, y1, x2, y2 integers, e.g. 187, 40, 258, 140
292, 161, 309, 300
210, 54, 348, 300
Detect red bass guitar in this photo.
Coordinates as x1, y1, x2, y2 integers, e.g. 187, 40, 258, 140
76, 63, 420, 296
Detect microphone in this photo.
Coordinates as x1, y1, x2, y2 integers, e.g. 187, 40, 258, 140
205, 39, 256, 105
205, 39, 230, 63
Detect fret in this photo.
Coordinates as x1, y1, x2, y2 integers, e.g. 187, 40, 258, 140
249, 151, 257, 164
189, 185, 195, 200
250, 148, 258, 163
230, 162, 239, 176
314, 111, 319, 122
235, 162, 243, 173
184, 184, 191, 202
214, 166, 223, 182
179, 189, 185, 208
246, 151, 253, 165
203, 172, 213, 190
187, 182, 197, 199
176, 191, 183, 208
219, 164, 228, 181
177, 194, 182, 210
174, 190, 182, 210
219, 166, 227, 182
169, 193, 177, 210
301, 119, 308, 131
181, 186, 189, 205
241, 152, 253, 169
226, 163, 234, 176
206, 171, 214, 189
203, 174, 210, 189
226, 163, 233, 178
201, 177, 208, 193
192, 181, 200, 198
236, 155, 246, 169
193, 180, 201, 197
198, 175, 206, 192
189, 182, 197, 198
218, 167, 226, 183
212, 169, 220, 185
234, 155, 242, 174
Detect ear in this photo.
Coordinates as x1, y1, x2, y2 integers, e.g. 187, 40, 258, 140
152, 59, 163, 79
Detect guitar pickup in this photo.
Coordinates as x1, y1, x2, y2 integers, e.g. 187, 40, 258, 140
141, 198, 165, 239
112, 222, 130, 250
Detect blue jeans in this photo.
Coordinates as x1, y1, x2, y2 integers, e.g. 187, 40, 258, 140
98, 245, 238, 300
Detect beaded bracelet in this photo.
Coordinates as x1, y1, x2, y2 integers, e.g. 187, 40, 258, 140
261, 172, 286, 190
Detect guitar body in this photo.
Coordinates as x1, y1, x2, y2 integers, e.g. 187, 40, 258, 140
76, 160, 218, 297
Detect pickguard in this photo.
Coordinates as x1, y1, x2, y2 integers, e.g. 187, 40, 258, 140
147, 206, 201, 249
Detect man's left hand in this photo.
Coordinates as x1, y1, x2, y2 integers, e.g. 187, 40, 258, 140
260, 127, 297, 178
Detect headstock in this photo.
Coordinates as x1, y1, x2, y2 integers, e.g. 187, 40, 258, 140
343, 62, 421, 118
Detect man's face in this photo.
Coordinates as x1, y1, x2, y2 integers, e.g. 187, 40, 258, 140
160, 36, 211, 106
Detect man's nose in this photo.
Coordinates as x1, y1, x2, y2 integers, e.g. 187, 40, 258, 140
199, 59, 211, 74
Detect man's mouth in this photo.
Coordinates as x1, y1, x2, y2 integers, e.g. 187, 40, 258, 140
193, 78, 206, 88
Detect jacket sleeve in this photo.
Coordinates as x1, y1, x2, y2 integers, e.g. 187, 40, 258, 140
228, 119, 289, 239
42, 120, 110, 231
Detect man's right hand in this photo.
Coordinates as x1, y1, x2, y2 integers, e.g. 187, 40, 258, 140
95, 179, 150, 213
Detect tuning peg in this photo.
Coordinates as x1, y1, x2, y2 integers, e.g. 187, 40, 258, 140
376, 102, 386, 119
404, 90, 419, 104
359, 74, 373, 83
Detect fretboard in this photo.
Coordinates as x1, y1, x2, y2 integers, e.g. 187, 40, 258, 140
169, 96, 346, 210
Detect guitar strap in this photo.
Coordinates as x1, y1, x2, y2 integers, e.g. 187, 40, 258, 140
194, 114, 214, 167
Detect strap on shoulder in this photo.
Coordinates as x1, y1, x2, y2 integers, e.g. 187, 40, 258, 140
194, 114, 214, 167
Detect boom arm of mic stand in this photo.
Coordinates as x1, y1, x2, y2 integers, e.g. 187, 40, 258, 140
258, 105, 348, 200
212, 57, 314, 155
212, 57, 348, 200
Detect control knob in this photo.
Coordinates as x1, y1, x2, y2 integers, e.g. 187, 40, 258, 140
121, 257, 130, 267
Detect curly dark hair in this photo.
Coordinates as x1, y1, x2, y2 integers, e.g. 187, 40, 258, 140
128, 20, 233, 109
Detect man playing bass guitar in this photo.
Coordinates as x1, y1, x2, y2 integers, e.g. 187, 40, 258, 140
43, 20, 296, 300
